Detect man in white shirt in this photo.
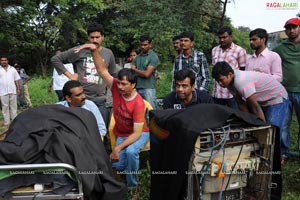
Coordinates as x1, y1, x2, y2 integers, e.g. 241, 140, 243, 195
0, 55, 20, 127
48, 49, 74, 101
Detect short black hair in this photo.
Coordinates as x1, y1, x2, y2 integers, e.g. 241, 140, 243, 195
139, 35, 152, 43
218, 26, 232, 35
87, 22, 105, 35
179, 31, 194, 41
174, 69, 196, 86
212, 61, 234, 81
117, 68, 138, 87
0, 55, 8, 59
249, 28, 268, 45
172, 34, 181, 41
63, 80, 82, 98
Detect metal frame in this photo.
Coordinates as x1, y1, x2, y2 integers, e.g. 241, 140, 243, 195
0, 163, 84, 200
186, 125, 275, 200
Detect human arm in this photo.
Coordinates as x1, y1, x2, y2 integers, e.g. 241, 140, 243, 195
237, 48, 247, 71
87, 100, 107, 137
51, 48, 78, 80
74, 44, 113, 87
110, 122, 144, 161
15, 80, 20, 96
270, 52, 282, 82
246, 95, 266, 122
199, 53, 210, 91
131, 64, 156, 78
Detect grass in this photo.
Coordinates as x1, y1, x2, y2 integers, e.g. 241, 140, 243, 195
0, 74, 299, 200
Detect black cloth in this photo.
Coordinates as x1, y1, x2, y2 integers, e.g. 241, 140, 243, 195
162, 89, 214, 109
149, 104, 281, 200
0, 105, 126, 200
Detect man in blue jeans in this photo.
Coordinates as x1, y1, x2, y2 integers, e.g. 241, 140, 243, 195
74, 43, 149, 198
212, 61, 289, 165
131, 35, 159, 109
273, 18, 300, 164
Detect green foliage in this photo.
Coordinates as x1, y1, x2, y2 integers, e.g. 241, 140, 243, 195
27, 76, 57, 106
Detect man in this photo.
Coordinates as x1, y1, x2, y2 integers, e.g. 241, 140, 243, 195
74, 43, 149, 190
14, 65, 30, 109
56, 80, 107, 138
163, 69, 213, 109
212, 61, 288, 157
14, 63, 32, 107
131, 35, 159, 109
172, 34, 182, 57
49, 49, 74, 101
51, 22, 118, 127
212, 26, 248, 108
246, 28, 282, 82
172, 31, 210, 92
273, 17, 300, 164
0, 55, 20, 127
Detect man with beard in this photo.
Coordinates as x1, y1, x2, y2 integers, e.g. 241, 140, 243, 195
56, 80, 107, 138
172, 31, 210, 92
211, 26, 247, 108
131, 35, 159, 109
51, 22, 118, 128
246, 28, 282, 82
163, 69, 213, 109
273, 18, 300, 164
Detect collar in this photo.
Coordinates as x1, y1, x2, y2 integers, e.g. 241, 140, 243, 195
140, 49, 152, 56
252, 47, 268, 58
181, 49, 195, 58
174, 90, 198, 108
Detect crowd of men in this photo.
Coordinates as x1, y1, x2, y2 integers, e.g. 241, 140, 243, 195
1, 17, 300, 198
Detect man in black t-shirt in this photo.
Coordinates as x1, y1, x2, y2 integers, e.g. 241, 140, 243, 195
163, 69, 214, 109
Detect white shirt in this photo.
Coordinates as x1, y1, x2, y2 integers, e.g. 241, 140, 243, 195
52, 63, 74, 90
0, 65, 20, 96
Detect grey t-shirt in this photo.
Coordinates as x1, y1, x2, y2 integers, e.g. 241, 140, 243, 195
51, 46, 118, 106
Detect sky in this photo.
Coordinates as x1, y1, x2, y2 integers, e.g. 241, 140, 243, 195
226, 0, 300, 33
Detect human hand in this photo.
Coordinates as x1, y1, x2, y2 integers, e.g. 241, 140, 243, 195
131, 64, 137, 70
69, 73, 79, 80
74, 43, 98, 53
110, 147, 121, 162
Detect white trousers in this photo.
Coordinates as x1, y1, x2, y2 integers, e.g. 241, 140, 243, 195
1, 94, 17, 125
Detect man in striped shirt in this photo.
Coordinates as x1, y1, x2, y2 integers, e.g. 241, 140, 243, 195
212, 26, 248, 108
212, 61, 288, 159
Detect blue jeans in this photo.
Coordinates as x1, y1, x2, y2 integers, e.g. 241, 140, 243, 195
112, 132, 149, 186
137, 88, 157, 109
281, 93, 300, 157
213, 97, 238, 109
262, 98, 289, 156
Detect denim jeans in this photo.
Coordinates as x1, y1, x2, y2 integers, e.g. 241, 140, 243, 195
281, 93, 300, 157
262, 98, 289, 157
137, 88, 157, 109
112, 132, 149, 186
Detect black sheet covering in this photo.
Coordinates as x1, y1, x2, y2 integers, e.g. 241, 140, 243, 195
149, 104, 281, 200
0, 105, 126, 200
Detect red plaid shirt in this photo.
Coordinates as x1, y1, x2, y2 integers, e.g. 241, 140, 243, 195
211, 43, 248, 99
